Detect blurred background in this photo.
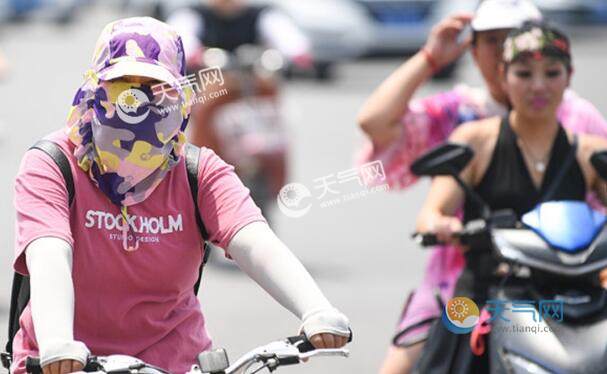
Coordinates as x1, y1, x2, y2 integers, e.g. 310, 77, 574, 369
1, 0, 606, 373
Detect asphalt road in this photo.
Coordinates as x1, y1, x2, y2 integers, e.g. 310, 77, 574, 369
1, 4, 607, 373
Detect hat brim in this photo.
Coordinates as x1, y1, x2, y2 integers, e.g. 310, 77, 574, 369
98, 60, 178, 85
471, 19, 519, 32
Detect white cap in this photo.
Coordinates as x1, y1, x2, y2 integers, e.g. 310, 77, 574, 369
471, 0, 542, 31
97, 59, 178, 85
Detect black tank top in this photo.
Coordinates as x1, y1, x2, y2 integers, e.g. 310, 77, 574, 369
457, 116, 586, 302
194, 5, 266, 52
463, 116, 586, 223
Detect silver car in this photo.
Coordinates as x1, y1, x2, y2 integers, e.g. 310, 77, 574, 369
353, 0, 477, 54
534, 0, 607, 24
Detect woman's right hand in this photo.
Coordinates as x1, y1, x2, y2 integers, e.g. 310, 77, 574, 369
423, 13, 473, 68
427, 215, 464, 245
42, 359, 84, 374
39, 340, 89, 374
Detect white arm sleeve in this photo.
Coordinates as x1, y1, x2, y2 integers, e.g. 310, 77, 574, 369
258, 8, 311, 59
227, 222, 350, 337
166, 8, 205, 60
25, 237, 89, 367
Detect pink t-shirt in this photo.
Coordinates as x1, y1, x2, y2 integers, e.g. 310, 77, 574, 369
11, 130, 265, 374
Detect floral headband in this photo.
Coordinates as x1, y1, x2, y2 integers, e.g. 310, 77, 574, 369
503, 24, 571, 64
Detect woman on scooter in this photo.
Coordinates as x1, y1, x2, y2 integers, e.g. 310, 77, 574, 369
414, 21, 607, 371
10, 17, 349, 374
357, 1, 607, 372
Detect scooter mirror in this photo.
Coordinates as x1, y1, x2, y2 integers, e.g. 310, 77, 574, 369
411, 142, 474, 177
591, 150, 607, 181
203, 48, 230, 70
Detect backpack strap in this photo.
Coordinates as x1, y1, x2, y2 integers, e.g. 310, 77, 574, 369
2, 141, 76, 370
29, 140, 75, 205
2, 274, 29, 370
185, 143, 211, 295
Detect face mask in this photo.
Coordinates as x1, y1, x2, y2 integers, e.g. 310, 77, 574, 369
67, 77, 191, 250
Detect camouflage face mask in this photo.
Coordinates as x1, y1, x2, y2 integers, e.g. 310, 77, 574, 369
68, 79, 188, 207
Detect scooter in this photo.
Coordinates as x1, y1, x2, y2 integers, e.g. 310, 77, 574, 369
25, 334, 349, 374
187, 45, 288, 219
411, 142, 607, 373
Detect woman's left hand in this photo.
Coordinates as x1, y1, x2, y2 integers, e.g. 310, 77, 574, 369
300, 307, 351, 349
309, 333, 349, 349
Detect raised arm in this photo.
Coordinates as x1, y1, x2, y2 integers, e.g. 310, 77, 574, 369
357, 13, 472, 150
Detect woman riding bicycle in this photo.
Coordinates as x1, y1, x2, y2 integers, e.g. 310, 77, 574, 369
10, 17, 349, 374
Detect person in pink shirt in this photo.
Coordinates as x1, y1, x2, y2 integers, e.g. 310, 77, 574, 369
11, 17, 350, 374
356, 1, 607, 373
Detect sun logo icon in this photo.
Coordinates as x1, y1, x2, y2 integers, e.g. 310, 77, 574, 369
116, 88, 151, 124
450, 298, 469, 319
118, 89, 142, 111
276, 183, 312, 218
442, 297, 480, 334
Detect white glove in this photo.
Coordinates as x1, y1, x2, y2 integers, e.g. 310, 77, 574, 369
39, 340, 90, 368
300, 307, 351, 339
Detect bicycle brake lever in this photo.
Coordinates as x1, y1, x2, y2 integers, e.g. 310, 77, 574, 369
299, 348, 350, 360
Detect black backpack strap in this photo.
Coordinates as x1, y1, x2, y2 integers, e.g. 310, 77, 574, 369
185, 143, 211, 295
29, 140, 75, 206
541, 134, 578, 203
2, 274, 29, 370
2, 141, 76, 370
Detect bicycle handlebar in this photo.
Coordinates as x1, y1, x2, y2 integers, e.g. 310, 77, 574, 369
25, 333, 351, 374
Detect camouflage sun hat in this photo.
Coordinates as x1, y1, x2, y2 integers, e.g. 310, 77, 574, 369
91, 16, 187, 84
